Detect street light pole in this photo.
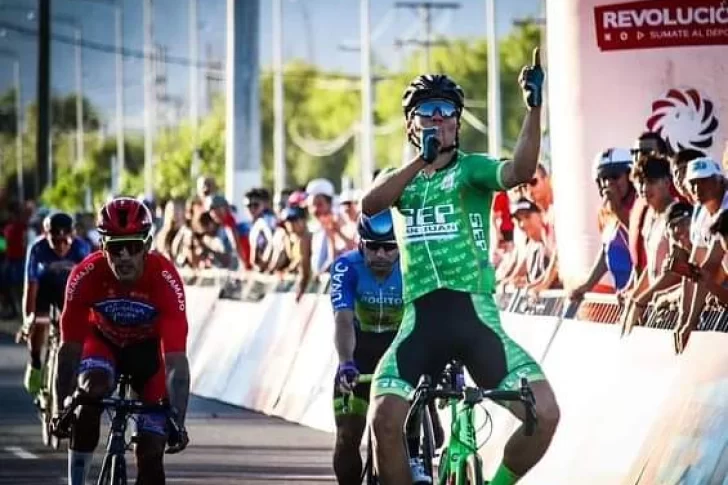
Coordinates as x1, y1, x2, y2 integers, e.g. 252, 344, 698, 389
72, 0, 125, 173
189, 0, 198, 146
115, 3, 124, 173
485, 0, 501, 157
143, 0, 155, 196
272, 0, 285, 196
360, 0, 374, 186
0, 50, 24, 202
74, 26, 84, 167
13, 58, 22, 202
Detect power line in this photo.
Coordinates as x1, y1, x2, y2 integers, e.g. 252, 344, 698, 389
0, 19, 221, 73
394, 1, 460, 71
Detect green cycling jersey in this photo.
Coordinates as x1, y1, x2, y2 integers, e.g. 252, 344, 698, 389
389, 150, 505, 303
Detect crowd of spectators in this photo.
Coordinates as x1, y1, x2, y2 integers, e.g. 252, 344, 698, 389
3, 133, 728, 334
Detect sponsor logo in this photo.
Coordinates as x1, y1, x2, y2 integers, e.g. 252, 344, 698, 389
400, 204, 458, 241
469, 213, 488, 252
162, 270, 186, 311
330, 261, 348, 305
441, 171, 455, 191
360, 294, 404, 306
93, 299, 158, 326
595, 0, 728, 51
66, 263, 94, 301
646, 88, 720, 152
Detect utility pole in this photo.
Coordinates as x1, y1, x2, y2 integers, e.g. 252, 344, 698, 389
359, 0, 373, 186
189, 0, 199, 147
143, 0, 155, 196
394, 1, 460, 72
36, 0, 51, 196
272, 0, 285, 196
485, 0, 500, 157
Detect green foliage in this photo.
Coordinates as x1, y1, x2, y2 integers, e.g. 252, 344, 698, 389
3, 23, 541, 208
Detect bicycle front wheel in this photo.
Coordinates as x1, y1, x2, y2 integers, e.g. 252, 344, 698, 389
110, 454, 127, 485
462, 454, 483, 485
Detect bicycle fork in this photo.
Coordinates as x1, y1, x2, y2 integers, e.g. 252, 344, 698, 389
96, 410, 129, 484
440, 401, 480, 485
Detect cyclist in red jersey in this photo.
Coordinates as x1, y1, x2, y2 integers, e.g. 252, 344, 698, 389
53, 197, 190, 485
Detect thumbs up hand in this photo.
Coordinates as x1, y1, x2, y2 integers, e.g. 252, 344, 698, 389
518, 47, 545, 109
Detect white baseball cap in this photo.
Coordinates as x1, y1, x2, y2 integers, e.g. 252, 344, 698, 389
339, 189, 361, 204
305, 178, 335, 199
685, 157, 722, 181
593, 148, 632, 180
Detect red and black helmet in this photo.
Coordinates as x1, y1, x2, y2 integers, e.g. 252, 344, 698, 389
97, 197, 153, 239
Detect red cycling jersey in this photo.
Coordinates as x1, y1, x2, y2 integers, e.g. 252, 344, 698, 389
60, 250, 188, 354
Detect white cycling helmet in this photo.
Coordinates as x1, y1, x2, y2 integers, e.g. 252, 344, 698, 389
593, 147, 632, 180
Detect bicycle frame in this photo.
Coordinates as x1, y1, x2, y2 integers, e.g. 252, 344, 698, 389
437, 397, 483, 485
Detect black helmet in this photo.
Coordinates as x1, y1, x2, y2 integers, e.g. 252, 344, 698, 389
358, 210, 395, 242
43, 212, 74, 235
402, 74, 465, 118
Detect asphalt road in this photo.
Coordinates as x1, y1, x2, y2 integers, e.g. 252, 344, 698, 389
0, 330, 336, 484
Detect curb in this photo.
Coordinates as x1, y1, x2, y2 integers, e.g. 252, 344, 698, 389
0, 318, 21, 336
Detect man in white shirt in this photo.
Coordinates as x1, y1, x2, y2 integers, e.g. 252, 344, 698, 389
674, 157, 728, 353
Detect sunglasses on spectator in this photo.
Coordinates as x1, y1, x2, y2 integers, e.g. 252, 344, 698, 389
363, 240, 398, 252
598, 172, 624, 182
103, 238, 147, 257
247, 201, 261, 209
413, 100, 459, 118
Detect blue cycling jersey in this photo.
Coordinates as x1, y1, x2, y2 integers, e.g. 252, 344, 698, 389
25, 236, 90, 286
329, 250, 403, 333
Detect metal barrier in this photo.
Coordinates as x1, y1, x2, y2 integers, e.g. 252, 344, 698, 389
179, 268, 728, 332
509, 289, 567, 317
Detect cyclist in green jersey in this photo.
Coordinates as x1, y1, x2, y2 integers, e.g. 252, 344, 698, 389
361, 48, 560, 485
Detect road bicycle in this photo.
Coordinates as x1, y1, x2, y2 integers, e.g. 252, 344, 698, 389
53, 374, 184, 485
405, 361, 537, 485
17, 306, 62, 449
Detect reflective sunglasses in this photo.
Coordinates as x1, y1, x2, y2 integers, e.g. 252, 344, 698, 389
103, 238, 147, 257
363, 240, 398, 252
412, 99, 459, 118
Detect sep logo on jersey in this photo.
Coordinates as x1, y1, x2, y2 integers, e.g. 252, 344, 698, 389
94, 299, 158, 326
400, 204, 458, 242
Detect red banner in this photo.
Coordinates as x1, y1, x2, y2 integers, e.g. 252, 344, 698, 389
594, 0, 728, 51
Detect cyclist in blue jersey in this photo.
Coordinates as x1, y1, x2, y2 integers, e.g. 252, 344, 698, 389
330, 209, 404, 485
20, 212, 90, 398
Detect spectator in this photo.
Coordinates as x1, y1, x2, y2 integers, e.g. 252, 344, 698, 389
196, 175, 217, 200
505, 198, 559, 292
491, 190, 515, 268
267, 190, 309, 274
674, 157, 728, 353
273, 188, 294, 216
2, 200, 28, 319
626, 132, 672, 284
197, 211, 233, 269
246, 188, 278, 272
338, 189, 361, 244
154, 198, 186, 259
619, 155, 678, 333
306, 178, 356, 275
205, 194, 252, 270
670, 149, 705, 203
569, 148, 636, 299
633, 202, 694, 316
699, 209, 728, 305
280, 204, 313, 301
523, 163, 554, 229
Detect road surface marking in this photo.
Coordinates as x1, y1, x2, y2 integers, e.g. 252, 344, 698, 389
3, 446, 39, 459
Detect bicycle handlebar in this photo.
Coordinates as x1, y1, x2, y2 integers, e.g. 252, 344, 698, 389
54, 391, 183, 444
409, 375, 538, 436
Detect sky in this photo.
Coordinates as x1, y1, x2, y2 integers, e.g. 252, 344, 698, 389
0, 0, 542, 133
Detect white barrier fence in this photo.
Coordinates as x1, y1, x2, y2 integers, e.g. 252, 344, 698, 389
184, 275, 728, 484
